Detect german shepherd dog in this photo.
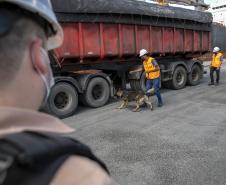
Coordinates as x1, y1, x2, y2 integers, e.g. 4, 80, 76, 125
115, 89, 154, 112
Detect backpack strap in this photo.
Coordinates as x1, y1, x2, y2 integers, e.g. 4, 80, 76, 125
0, 131, 109, 185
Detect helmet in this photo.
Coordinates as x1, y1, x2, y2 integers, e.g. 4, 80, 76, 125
213, 47, 220, 53
139, 49, 148, 57
0, 0, 63, 50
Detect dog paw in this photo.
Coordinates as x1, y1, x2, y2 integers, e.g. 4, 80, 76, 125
117, 107, 123, 109
117, 105, 127, 109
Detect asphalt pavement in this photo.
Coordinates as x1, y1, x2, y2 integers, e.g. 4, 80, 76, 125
64, 60, 226, 185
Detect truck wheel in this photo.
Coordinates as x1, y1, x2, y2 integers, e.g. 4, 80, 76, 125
170, 66, 187, 89
130, 80, 138, 91
140, 72, 147, 92
130, 80, 141, 91
187, 65, 202, 86
129, 72, 146, 92
48, 82, 78, 118
84, 77, 110, 108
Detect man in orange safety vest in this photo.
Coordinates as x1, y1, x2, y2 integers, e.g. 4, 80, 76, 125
209, 47, 224, 86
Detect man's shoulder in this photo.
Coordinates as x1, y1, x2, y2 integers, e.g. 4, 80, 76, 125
150, 58, 158, 66
51, 156, 117, 185
0, 132, 112, 185
146, 57, 153, 63
0, 132, 114, 185
148, 57, 154, 61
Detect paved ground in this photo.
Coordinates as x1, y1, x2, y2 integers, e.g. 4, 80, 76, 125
64, 61, 226, 185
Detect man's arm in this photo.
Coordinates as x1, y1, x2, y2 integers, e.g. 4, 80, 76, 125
129, 67, 144, 74
51, 156, 118, 185
218, 56, 224, 69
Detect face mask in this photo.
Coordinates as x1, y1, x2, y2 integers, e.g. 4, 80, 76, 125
31, 48, 55, 109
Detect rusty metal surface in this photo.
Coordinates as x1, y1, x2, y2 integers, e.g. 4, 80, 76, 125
55, 22, 211, 63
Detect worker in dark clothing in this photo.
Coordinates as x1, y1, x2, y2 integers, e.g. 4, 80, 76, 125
209, 47, 224, 86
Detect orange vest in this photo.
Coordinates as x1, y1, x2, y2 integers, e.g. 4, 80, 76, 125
143, 57, 160, 80
211, 52, 223, 68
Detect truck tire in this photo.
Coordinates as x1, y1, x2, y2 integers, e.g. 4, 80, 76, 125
130, 80, 137, 91
130, 80, 141, 91
169, 66, 187, 90
187, 64, 202, 86
84, 77, 110, 108
140, 72, 147, 92
48, 82, 78, 118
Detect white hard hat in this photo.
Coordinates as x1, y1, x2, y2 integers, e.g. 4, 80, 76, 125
0, 0, 63, 50
213, 47, 220, 52
139, 49, 148, 57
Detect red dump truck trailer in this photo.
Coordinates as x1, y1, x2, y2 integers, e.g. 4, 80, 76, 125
46, 0, 212, 118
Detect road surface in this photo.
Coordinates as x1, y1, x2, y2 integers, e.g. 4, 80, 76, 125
64, 61, 226, 185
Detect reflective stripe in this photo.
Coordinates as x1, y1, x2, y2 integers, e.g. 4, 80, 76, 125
143, 57, 160, 79
211, 53, 223, 68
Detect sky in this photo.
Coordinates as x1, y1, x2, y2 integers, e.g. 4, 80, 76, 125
205, 0, 213, 4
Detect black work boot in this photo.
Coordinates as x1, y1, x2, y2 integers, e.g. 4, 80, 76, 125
158, 102, 163, 107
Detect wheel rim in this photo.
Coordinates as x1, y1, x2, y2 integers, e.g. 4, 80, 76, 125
176, 71, 185, 86
54, 92, 72, 110
192, 68, 199, 82
92, 84, 103, 100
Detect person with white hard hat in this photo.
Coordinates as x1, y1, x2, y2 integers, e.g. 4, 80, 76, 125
0, 1, 118, 185
131, 49, 163, 107
209, 47, 223, 86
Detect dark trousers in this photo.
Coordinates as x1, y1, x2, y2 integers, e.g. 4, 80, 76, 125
210, 67, 220, 83
146, 77, 163, 105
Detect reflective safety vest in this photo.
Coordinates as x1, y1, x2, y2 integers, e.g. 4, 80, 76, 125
143, 57, 160, 80
211, 52, 223, 68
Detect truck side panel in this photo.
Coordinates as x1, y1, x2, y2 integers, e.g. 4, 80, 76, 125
102, 24, 119, 57
55, 23, 211, 64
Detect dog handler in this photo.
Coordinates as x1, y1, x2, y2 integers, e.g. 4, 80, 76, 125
130, 49, 163, 107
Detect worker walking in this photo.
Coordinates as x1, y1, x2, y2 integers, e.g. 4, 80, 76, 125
140, 49, 163, 107
0, 0, 118, 184
209, 47, 224, 86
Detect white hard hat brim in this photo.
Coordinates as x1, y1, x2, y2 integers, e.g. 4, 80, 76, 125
213, 49, 220, 52
46, 27, 63, 50
1, 0, 64, 50
139, 52, 148, 57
